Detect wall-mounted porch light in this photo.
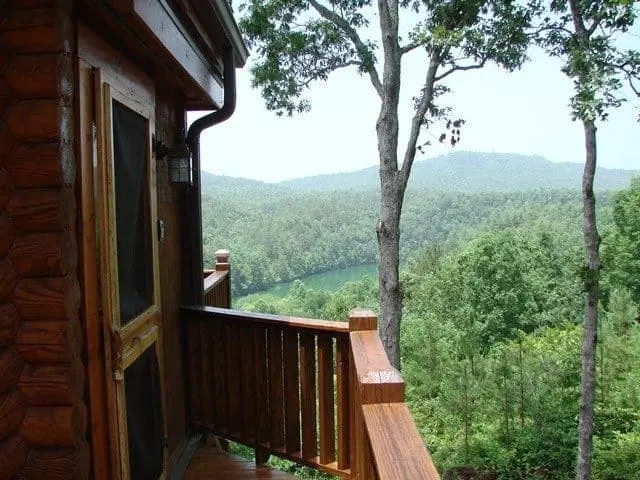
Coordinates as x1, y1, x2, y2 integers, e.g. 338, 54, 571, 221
166, 143, 192, 184
154, 139, 193, 185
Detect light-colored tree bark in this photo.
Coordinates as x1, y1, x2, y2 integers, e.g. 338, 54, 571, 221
577, 119, 600, 480
538, 2, 639, 475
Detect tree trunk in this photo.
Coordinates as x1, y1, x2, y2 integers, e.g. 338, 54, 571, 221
374, 0, 403, 370
377, 182, 402, 369
577, 120, 600, 480
519, 339, 525, 428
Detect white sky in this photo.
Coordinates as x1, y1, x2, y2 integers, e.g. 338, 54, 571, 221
193, 47, 639, 183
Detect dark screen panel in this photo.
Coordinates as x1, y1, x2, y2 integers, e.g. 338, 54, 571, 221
125, 346, 164, 480
112, 100, 153, 324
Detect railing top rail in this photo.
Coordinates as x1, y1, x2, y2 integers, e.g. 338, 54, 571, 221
203, 270, 228, 294
362, 403, 440, 480
182, 305, 350, 334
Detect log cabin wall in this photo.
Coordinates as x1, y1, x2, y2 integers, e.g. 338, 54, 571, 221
0, 1, 90, 479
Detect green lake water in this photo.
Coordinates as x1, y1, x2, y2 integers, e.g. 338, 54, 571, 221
240, 264, 378, 300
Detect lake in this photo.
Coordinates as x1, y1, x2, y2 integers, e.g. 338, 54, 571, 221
239, 264, 378, 300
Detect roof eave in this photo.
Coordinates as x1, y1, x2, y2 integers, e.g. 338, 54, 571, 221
209, 0, 250, 68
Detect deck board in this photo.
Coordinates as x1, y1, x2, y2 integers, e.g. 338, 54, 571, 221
184, 443, 297, 479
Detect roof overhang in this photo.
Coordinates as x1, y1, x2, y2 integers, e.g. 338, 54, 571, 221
206, 0, 250, 68
84, 0, 248, 108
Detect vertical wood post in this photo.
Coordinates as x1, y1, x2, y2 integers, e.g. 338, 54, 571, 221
214, 249, 230, 271
215, 249, 231, 308
336, 334, 350, 471
349, 309, 379, 480
349, 309, 378, 332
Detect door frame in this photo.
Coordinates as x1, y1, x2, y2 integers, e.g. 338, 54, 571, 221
77, 25, 167, 478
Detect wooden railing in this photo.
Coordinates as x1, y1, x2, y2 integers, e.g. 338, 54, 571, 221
203, 249, 230, 308
183, 306, 352, 477
186, 248, 440, 479
348, 311, 440, 480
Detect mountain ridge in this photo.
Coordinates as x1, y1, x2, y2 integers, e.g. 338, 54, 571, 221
202, 151, 638, 193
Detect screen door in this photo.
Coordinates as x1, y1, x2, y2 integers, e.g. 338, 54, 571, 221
96, 77, 166, 480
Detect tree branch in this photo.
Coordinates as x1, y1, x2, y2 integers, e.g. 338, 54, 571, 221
609, 60, 640, 97
331, 60, 363, 71
528, 24, 575, 38
586, 9, 607, 37
297, 60, 364, 87
400, 48, 442, 188
568, 0, 589, 42
295, 61, 362, 87
433, 58, 487, 82
400, 42, 422, 55
308, 0, 383, 98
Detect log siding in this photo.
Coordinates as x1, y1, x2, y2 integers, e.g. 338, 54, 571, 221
0, 2, 90, 479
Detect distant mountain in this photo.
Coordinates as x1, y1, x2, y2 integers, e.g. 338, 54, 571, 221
201, 171, 288, 195
279, 152, 638, 192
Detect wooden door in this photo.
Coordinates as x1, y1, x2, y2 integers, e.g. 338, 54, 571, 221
93, 70, 167, 480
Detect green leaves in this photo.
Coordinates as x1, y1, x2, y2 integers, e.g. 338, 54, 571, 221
239, 0, 536, 116
239, 0, 377, 115
602, 178, 640, 307
537, 0, 639, 122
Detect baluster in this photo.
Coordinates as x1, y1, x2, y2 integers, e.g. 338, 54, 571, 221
255, 327, 269, 443
212, 318, 227, 432
254, 326, 270, 464
187, 320, 203, 426
336, 333, 350, 471
300, 332, 318, 460
268, 327, 285, 451
200, 321, 214, 426
240, 324, 256, 442
283, 329, 300, 454
318, 334, 336, 465
225, 321, 240, 435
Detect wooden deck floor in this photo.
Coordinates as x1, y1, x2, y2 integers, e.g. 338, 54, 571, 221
184, 444, 297, 479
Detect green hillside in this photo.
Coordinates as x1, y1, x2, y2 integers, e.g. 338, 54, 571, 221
200, 151, 635, 296
200, 163, 640, 480
202, 187, 612, 296
278, 152, 637, 192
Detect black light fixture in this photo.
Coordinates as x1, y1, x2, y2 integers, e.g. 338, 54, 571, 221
154, 139, 193, 185
166, 143, 193, 184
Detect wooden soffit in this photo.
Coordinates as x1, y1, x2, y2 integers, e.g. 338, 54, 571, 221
82, 0, 248, 108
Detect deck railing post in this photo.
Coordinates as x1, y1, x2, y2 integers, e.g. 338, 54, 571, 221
215, 249, 230, 272
348, 309, 377, 332
215, 249, 231, 308
348, 309, 379, 480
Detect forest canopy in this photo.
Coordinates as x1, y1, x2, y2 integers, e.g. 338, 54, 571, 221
209, 175, 640, 479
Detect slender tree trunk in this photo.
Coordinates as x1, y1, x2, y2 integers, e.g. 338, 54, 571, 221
519, 339, 525, 429
377, 189, 402, 369
376, 91, 402, 371
463, 362, 470, 462
577, 120, 600, 480
375, 0, 403, 370
502, 349, 510, 448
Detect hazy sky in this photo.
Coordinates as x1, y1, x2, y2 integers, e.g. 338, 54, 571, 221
194, 44, 639, 183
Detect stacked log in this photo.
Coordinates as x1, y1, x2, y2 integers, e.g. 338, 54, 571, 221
0, 2, 89, 479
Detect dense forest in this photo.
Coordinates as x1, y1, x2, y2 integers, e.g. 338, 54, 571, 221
202, 153, 636, 297
202, 161, 639, 479
203, 186, 613, 297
